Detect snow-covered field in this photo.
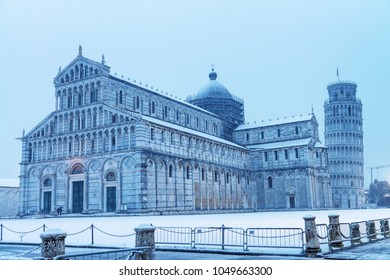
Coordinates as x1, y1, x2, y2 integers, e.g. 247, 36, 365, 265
1, 208, 390, 247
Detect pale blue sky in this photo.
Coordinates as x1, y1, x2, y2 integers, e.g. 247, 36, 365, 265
0, 0, 389, 186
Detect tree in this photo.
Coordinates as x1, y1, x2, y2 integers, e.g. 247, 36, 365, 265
369, 180, 390, 206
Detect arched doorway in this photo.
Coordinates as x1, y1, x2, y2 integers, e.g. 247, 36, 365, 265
105, 171, 117, 212
69, 164, 85, 213
42, 178, 53, 214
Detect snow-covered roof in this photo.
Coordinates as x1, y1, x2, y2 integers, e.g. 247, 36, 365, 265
110, 75, 219, 118
141, 115, 246, 149
314, 141, 327, 148
235, 114, 314, 131
0, 178, 19, 188
246, 138, 312, 150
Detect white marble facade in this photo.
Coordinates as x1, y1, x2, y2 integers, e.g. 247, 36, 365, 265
324, 82, 365, 208
18, 47, 332, 215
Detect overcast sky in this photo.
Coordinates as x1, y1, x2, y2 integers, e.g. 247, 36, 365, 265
0, 0, 389, 186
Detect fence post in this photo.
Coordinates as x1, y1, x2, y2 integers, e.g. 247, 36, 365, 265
91, 224, 94, 245
303, 215, 321, 257
40, 228, 67, 260
350, 223, 362, 245
221, 224, 225, 250
328, 214, 343, 248
380, 219, 389, 237
191, 228, 196, 249
367, 221, 377, 241
134, 224, 156, 260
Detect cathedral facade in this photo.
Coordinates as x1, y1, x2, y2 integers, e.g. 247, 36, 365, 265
18, 47, 331, 215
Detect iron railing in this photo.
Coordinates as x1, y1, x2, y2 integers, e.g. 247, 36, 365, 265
156, 225, 305, 254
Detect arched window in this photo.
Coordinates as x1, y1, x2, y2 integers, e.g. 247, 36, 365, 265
67, 95, 72, 108
71, 164, 84, 175
106, 171, 116, 181
201, 168, 205, 181
90, 89, 97, 103
43, 178, 52, 187
119, 90, 123, 104
169, 165, 173, 178
78, 93, 83, 106
268, 176, 273, 188
186, 165, 190, 179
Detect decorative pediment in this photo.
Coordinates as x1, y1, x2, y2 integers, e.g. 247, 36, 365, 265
54, 46, 110, 86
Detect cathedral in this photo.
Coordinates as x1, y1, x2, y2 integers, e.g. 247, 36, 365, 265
18, 47, 332, 215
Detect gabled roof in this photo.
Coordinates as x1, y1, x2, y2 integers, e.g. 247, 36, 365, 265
246, 138, 312, 150
245, 137, 327, 150
141, 115, 246, 150
53, 47, 110, 86
235, 114, 317, 131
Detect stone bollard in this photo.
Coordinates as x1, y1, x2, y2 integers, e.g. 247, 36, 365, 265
40, 228, 67, 259
367, 221, 377, 241
303, 215, 321, 257
350, 223, 362, 245
328, 214, 343, 248
380, 219, 389, 237
134, 224, 156, 260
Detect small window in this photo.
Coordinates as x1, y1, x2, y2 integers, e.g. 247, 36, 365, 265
268, 176, 273, 188
294, 148, 299, 159
71, 165, 84, 174
119, 90, 123, 104
274, 151, 278, 160
43, 178, 52, 187
169, 165, 173, 178
277, 129, 281, 137
246, 132, 250, 141
111, 136, 116, 147
106, 171, 116, 181
295, 126, 299, 135
284, 149, 288, 160
151, 128, 155, 140
201, 168, 205, 181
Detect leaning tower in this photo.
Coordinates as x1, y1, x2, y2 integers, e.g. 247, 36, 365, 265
324, 80, 365, 208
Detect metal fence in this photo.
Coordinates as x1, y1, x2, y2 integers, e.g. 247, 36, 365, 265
156, 225, 305, 254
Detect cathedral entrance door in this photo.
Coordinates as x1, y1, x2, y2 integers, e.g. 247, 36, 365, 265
289, 196, 296, 208
43, 191, 52, 214
106, 187, 116, 212
72, 181, 84, 213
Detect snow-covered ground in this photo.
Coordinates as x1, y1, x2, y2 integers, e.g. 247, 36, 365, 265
1, 208, 390, 247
